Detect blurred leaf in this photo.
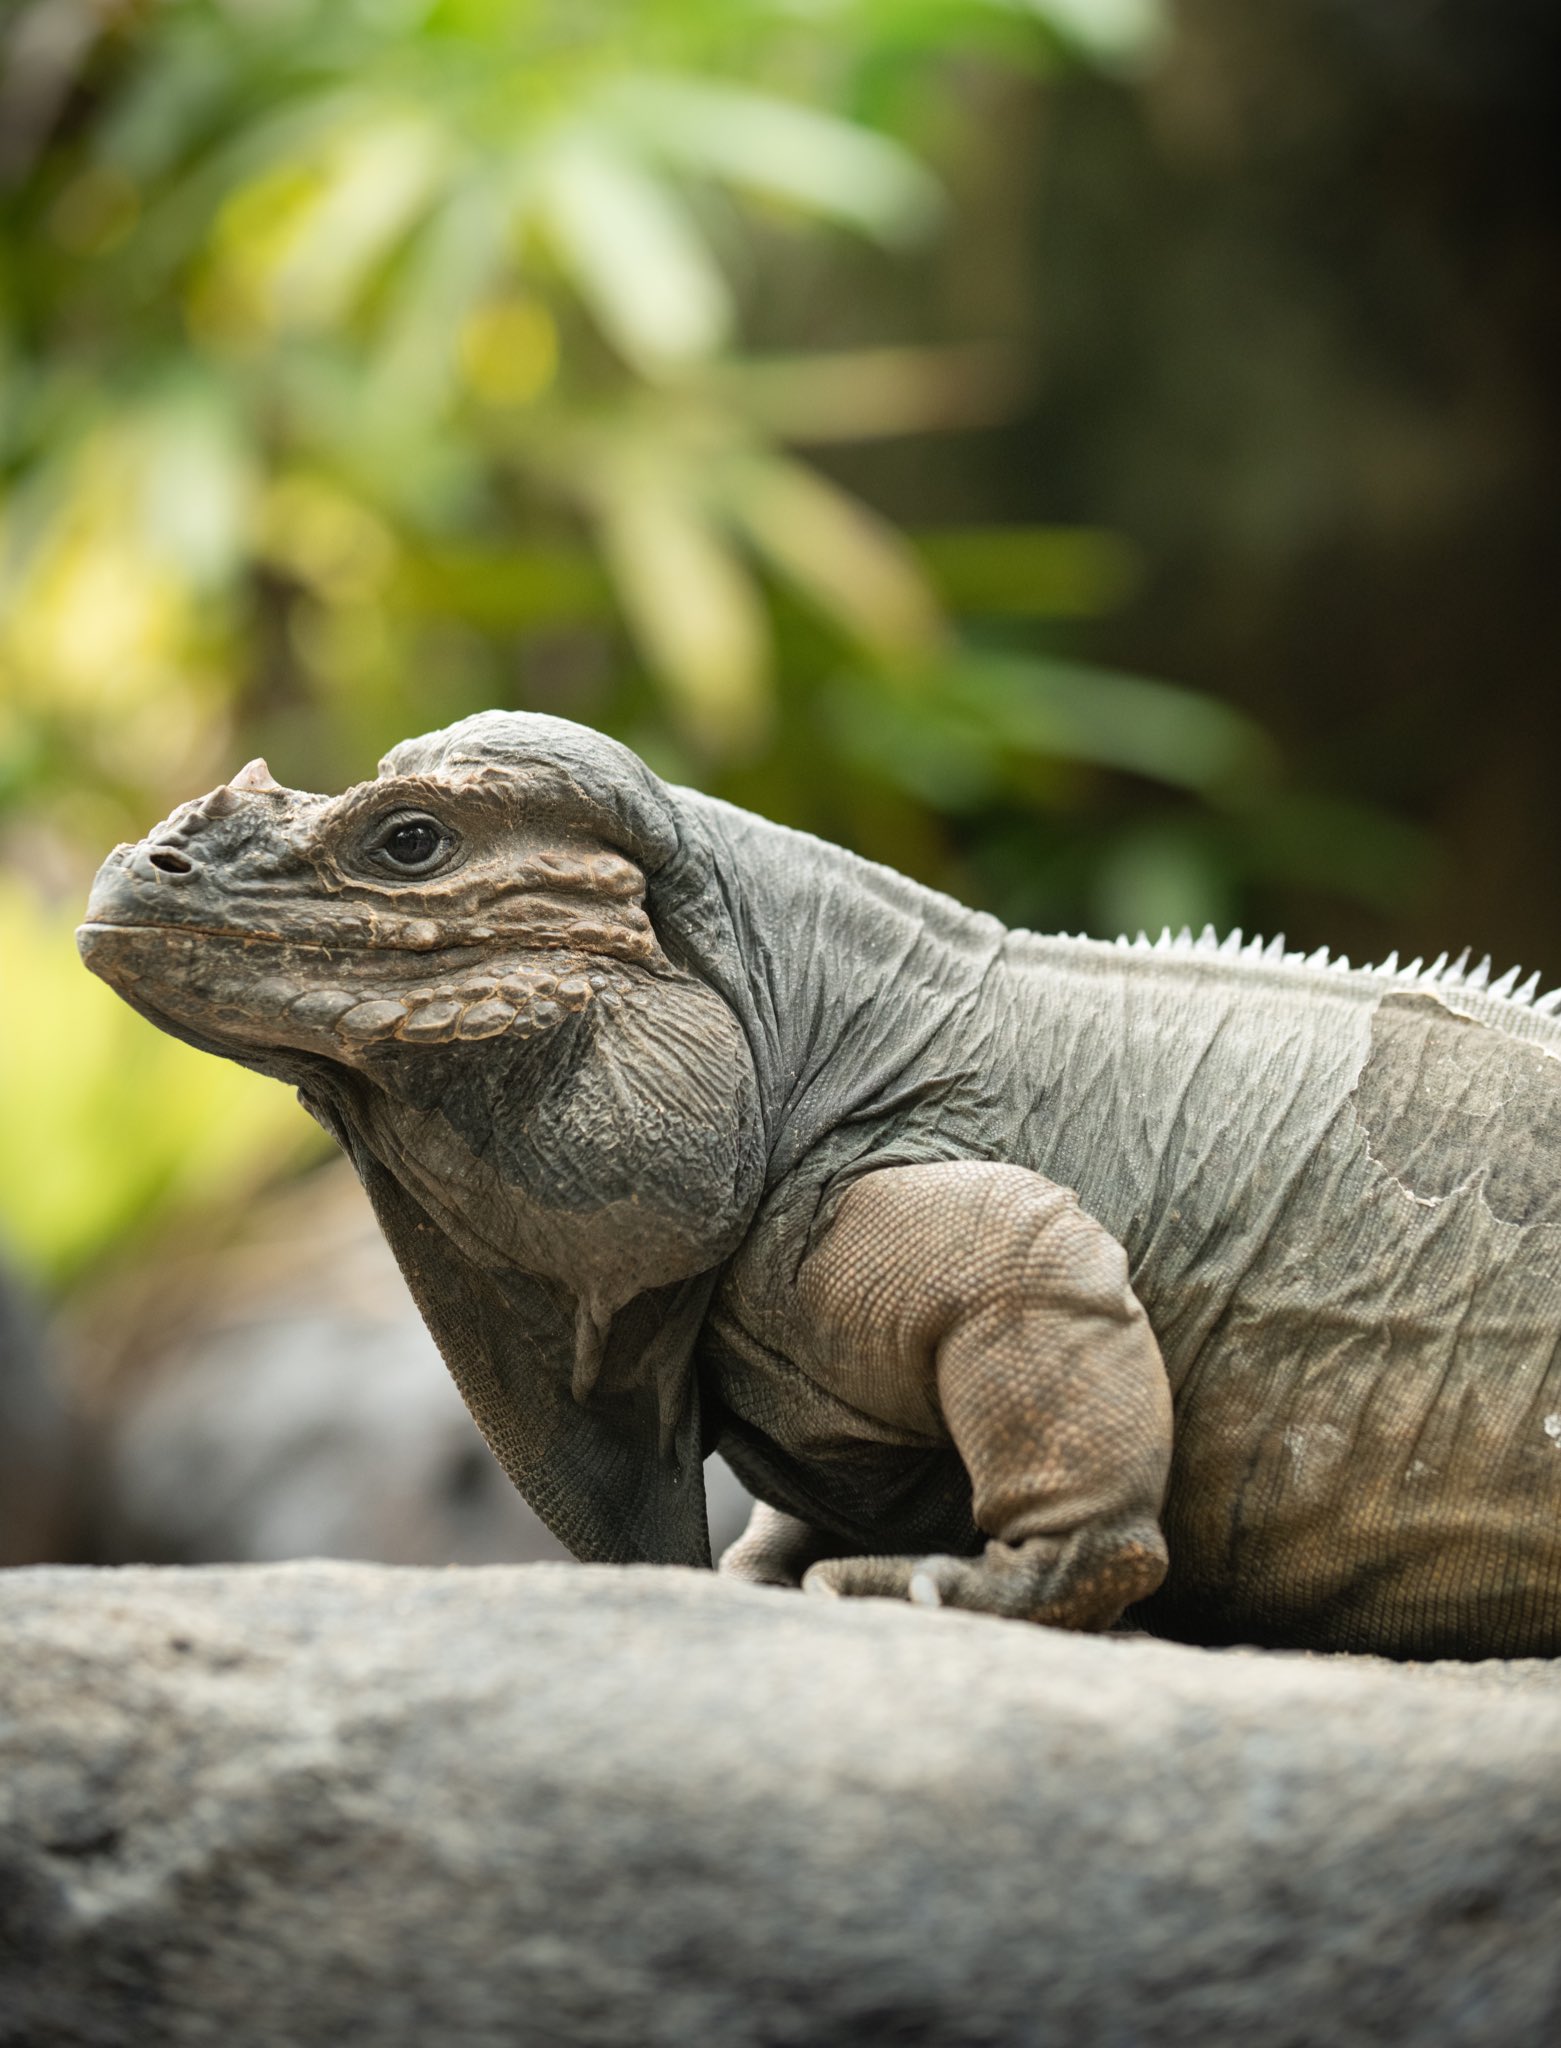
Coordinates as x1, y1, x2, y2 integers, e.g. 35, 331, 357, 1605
0, 426, 230, 790
394, 542, 612, 628
1091, 817, 1234, 940
256, 475, 399, 603
915, 527, 1140, 617
266, 118, 447, 330
599, 480, 772, 754
0, 883, 318, 1286
138, 384, 254, 589
1242, 793, 1437, 916
49, 163, 141, 255
539, 132, 733, 371
945, 652, 1274, 793
607, 74, 945, 244
824, 680, 1002, 809
703, 346, 1025, 442
0, 0, 104, 185
726, 456, 944, 660
458, 296, 559, 408
1024, 0, 1167, 70
826, 650, 1273, 805
93, 16, 237, 183
371, 181, 508, 406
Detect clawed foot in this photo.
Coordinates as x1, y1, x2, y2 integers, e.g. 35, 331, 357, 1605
801, 1521, 1168, 1631
718, 1501, 840, 1588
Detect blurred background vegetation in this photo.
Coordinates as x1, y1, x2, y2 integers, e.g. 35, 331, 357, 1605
2, 0, 1558, 1341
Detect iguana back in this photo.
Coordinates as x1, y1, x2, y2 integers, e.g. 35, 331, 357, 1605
985, 931, 1561, 1650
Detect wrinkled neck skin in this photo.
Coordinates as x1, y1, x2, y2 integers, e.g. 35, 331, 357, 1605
113, 943, 758, 1360
330, 964, 762, 1364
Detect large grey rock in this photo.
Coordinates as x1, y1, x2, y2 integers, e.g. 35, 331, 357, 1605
1, 1564, 1558, 2048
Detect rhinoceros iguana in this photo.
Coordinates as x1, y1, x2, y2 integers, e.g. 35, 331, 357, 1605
79, 712, 1561, 1657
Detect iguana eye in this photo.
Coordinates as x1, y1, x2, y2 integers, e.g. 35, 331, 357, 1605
373, 815, 451, 872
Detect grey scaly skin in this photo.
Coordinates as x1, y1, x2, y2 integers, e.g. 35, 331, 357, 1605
79, 714, 1561, 1657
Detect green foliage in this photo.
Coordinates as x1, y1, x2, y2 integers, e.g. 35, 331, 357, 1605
0, 0, 1162, 795
0, 883, 319, 1287
0, 0, 1427, 1287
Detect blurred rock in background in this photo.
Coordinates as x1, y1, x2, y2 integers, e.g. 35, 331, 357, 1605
66, 1164, 751, 1569
0, 1257, 80, 1563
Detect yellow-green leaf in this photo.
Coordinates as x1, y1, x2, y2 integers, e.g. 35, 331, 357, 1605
598, 483, 771, 755
539, 133, 732, 373
726, 457, 945, 661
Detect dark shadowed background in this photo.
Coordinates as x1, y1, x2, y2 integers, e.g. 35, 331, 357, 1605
2, 0, 1558, 1565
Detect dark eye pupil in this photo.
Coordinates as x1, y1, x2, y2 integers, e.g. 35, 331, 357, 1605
384, 820, 440, 867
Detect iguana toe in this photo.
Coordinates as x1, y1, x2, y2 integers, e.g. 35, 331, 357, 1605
798, 1525, 1166, 1630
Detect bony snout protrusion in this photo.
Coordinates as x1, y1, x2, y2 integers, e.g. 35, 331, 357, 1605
230, 757, 283, 793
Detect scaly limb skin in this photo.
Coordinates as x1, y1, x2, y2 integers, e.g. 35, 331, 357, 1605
778, 1161, 1173, 1629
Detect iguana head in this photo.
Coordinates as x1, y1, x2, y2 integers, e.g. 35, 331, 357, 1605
78, 744, 663, 1071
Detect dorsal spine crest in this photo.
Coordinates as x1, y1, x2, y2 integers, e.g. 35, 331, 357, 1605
1101, 925, 1556, 1016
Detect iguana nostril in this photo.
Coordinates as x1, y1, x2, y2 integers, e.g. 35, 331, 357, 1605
148, 848, 195, 876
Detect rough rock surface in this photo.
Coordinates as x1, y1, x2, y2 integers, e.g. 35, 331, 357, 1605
1, 1564, 1558, 2048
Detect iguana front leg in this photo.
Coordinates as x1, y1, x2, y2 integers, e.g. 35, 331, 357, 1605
778, 1161, 1172, 1629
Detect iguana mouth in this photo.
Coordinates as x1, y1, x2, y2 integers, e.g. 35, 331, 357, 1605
78, 919, 443, 952
78, 914, 640, 1048
82, 919, 300, 944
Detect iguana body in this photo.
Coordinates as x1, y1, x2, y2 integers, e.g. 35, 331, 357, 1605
79, 714, 1561, 1657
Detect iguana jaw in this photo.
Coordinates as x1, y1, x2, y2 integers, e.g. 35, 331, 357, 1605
77, 756, 661, 1065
